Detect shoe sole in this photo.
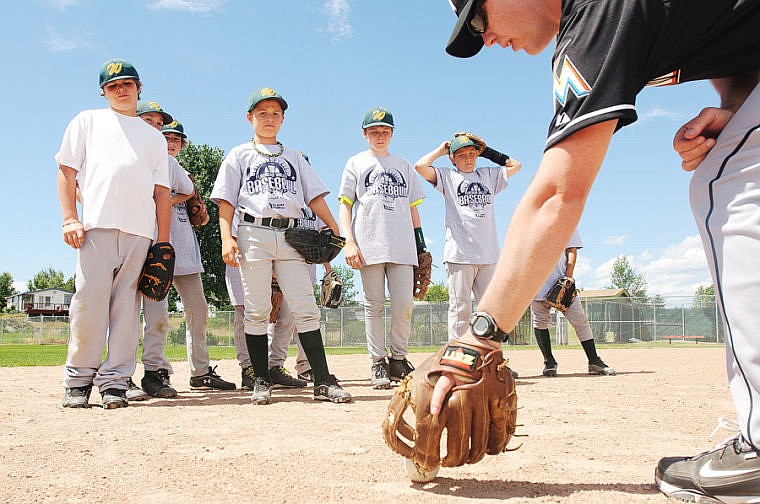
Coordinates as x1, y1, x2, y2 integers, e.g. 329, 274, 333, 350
126, 393, 150, 401
145, 390, 178, 399
655, 475, 724, 504
588, 368, 616, 376
543, 370, 557, 377
314, 395, 352, 403
372, 382, 392, 390
102, 400, 128, 409
62, 401, 91, 408
271, 381, 307, 389
189, 383, 236, 391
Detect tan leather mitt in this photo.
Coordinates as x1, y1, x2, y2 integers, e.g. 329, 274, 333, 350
382, 342, 518, 473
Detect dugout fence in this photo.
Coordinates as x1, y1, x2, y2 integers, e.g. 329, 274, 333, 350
0, 296, 723, 347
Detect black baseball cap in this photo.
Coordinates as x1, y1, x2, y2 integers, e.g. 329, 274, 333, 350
445, 0, 485, 58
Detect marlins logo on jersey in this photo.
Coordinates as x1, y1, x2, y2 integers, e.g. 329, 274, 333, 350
456, 180, 492, 218
244, 159, 298, 197
364, 166, 409, 210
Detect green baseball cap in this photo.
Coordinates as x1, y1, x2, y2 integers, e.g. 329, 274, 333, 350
98, 58, 140, 88
362, 108, 394, 129
137, 100, 173, 125
449, 134, 478, 155
248, 87, 288, 112
162, 120, 186, 138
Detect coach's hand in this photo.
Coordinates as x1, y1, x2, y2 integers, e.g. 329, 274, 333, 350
674, 107, 733, 172
62, 219, 85, 249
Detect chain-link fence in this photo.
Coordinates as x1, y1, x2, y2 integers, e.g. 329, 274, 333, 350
0, 296, 723, 347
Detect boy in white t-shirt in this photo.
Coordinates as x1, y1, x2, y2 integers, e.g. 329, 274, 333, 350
339, 108, 425, 389
56, 58, 171, 409
211, 87, 351, 405
414, 134, 520, 342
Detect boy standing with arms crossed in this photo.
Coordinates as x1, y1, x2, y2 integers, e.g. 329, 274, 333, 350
211, 87, 351, 405
56, 58, 170, 409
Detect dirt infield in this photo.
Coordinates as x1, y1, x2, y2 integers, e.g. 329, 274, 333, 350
0, 345, 733, 504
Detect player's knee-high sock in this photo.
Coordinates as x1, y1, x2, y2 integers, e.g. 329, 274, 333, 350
580, 338, 600, 363
534, 328, 556, 365
298, 329, 329, 383
245, 333, 270, 380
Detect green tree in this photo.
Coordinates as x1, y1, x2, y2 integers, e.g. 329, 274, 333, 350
0, 272, 17, 309
178, 144, 228, 308
424, 281, 449, 303
27, 267, 74, 292
606, 255, 648, 300
693, 284, 715, 308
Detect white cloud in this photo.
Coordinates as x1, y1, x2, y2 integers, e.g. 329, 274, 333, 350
322, 0, 352, 42
579, 235, 710, 299
46, 29, 93, 52
46, 0, 80, 9
12, 281, 27, 294
604, 234, 629, 246
639, 107, 684, 121
146, 0, 225, 13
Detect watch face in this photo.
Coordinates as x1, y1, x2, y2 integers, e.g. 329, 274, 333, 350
471, 314, 491, 336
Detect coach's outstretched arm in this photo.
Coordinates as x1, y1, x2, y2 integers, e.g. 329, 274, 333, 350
430, 119, 618, 414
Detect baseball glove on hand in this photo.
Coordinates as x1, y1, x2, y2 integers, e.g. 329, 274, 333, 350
186, 175, 209, 227
545, 276, 577, 312
138, 242, 175, 301
454, 131, 487, 155
382, 342, 518, 473
270, 280, 283, 323
284, 227, 346, 264
320, 271, 343, 309
413, 251, 433, 300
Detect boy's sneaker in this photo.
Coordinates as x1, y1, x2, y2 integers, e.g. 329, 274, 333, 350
297, 369, 314, 382
371, 358, 391, 390
241, 366, 256, 390
588, 359, 616, 376
543, 361, 558, 377
250, 377, 272, 405
655, 433, 760, 503
141, 369, 178, 398
126, 378, 149, 401
100, 388, 128, 409
314, 374, 352, 403
389, 357, 414, 382
62, 385, 92, 408
269, 366, 307, 388
189, 365, 236, 390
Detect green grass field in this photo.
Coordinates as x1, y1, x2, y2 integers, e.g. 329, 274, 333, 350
0, 341, 719, 367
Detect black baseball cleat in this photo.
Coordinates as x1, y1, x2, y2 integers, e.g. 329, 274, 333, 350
542, 361, 558, 377
297, 369, 314, 382
142, 369, 178, 398
655, 433, 760, 503
269, 366, 307, 388
314, 374, 352, 403
241, 366, 256, 390
371, 358, 391, 389
62, 385, 92, 408
126, 378, 149, 401
100, 388, 128, 409
389, 357, 414, 382
189, 365, 236, 390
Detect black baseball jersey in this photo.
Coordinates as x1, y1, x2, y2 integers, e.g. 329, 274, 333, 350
547, 0, 760, 149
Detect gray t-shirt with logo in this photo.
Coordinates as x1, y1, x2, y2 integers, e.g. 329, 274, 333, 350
432, 165, 508, 264
340, 150, 424, 266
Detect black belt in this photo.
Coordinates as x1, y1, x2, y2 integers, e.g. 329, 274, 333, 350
242, 214, 295, 229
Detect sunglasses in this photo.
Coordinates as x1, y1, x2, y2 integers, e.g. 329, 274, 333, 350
467, 0, 487, 35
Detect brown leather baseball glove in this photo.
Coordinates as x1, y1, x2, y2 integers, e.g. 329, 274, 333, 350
270, 280, 283, 323
186, 175, 209, 227
545, 276, 577, 312
453, 131, 487, 155
138, 242, 175, 301
382, 342, 518, 474
413, 251, 433, 300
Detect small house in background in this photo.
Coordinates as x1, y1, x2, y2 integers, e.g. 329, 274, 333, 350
5, 288, 74, 316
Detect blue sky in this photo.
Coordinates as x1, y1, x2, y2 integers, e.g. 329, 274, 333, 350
3, 0, 718, 301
